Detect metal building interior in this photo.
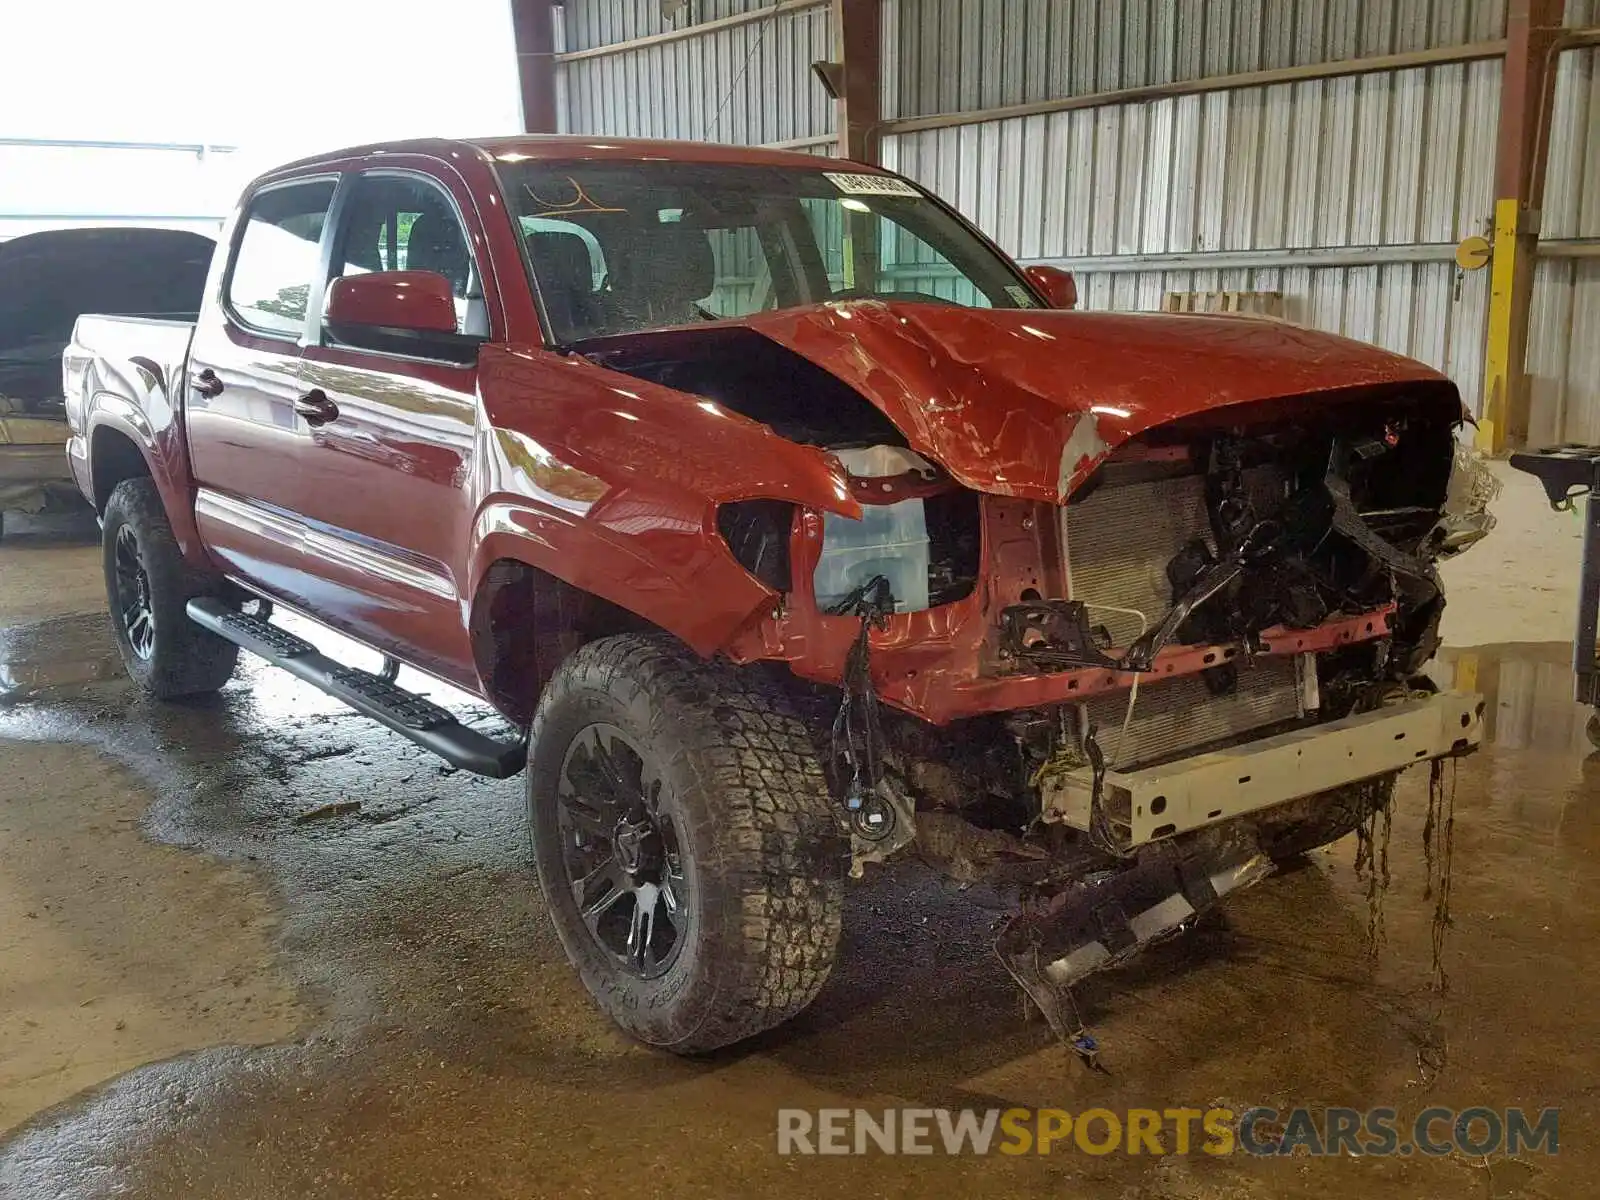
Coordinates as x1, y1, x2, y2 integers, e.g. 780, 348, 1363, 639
1, 1, 1599, 1197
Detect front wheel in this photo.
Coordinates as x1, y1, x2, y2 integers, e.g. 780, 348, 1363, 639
527, 634, 845, 1053
102, 477, 239, 699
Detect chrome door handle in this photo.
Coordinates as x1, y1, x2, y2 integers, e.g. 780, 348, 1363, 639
293, 388, 340, 426
190, 368, 223, 399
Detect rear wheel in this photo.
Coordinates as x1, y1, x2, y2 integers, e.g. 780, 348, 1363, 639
527, 634, 845, 1053
102, 477, 239, 698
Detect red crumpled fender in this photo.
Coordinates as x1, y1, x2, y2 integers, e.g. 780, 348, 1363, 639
467, 344, 861, 655
737, 302, 1458, 500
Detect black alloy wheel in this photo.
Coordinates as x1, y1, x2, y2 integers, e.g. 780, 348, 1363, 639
526, 634, 845, 1052
100, 477, 239, 698
112, 523, 157, 660
557, 722, 688, 979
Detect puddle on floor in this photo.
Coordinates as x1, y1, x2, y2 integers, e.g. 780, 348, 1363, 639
1435, 642, 1597, 755
0, 614, 123, 698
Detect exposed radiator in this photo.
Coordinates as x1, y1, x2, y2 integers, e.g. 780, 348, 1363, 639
1061, 468, 1300, 768
1061, 467, 1288, 647
1062, 472, 1212, 649
1082, 656, 1304, 769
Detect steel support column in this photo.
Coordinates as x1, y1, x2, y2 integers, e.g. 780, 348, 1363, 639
833, 0, 881, 163
1478, 0, 1565, 454
510, 0, 559, 135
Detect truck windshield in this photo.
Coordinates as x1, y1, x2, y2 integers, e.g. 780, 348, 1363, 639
493, 159, 1039, 344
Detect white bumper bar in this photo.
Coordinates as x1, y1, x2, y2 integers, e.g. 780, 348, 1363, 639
1042, 690, 1484, 846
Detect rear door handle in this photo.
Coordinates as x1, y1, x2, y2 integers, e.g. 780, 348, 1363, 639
294, 388, 340, 426
190, 368, 223, 399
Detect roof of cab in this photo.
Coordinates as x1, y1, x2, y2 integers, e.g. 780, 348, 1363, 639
272, 135, 876, 176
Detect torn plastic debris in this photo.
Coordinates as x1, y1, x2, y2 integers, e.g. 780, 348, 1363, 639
995, 831, 1274, 1067
1427, 441, 1501, 557
1047, 838, 1272, 987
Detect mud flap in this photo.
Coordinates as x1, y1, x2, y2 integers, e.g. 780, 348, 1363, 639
995, 832, 1273, 1069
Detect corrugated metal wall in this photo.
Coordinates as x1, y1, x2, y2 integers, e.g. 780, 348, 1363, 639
880, 52, 1502, 409
563, 0, 784, 51
881, 63, 1502, 256
551, 0, 1598, 438
881, 0, 1600, 435
887, 0, 1505, 119
557, 0, 835, 146
1529, 42, 1600, 444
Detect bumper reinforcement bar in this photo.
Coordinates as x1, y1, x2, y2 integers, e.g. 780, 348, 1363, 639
1042, 690, 1484, 846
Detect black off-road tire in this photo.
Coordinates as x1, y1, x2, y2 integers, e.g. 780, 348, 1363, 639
527, 634, 845, 1054
1258, 773, 1397, 862
102, 477, 239, 699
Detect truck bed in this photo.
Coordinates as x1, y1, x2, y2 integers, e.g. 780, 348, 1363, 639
62, 313, 196, 416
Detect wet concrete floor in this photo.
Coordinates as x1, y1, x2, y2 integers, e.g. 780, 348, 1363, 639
2, 504, 1598, 1198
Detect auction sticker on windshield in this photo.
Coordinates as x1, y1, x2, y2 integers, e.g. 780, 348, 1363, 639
824, 172, 921, 197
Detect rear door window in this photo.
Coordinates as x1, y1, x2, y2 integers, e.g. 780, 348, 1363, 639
225, 179, 337, 338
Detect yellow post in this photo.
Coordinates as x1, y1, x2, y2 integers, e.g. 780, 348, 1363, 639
1475, 1, 1564, 454
1476, 198, 1525, 455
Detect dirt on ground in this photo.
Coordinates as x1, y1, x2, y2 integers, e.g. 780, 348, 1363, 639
0, 741, 306, 1130
0, 510, 108, 625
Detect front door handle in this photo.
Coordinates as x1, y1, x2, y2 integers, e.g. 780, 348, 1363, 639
190, 368, 224, 399
293, 388, 340, 426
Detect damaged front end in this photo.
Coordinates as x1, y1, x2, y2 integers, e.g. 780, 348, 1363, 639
801, 395, 1484, 1057
574, 306, 1490, 1061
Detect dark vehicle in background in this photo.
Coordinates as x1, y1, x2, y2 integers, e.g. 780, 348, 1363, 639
0, 227, 212, 537
63, 136, 1487, 1057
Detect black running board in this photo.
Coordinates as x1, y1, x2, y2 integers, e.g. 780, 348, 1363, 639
187, 597, 525, 778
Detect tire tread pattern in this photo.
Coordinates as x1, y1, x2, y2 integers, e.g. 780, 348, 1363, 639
529, 633, 844, 1053
103, 477, 238, 698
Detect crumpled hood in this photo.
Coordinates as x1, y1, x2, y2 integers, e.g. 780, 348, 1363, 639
735, 301, 1457, 500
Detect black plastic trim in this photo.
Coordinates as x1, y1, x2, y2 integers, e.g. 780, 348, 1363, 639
187, 597, 525, 777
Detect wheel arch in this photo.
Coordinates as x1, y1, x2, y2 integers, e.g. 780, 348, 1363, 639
83, 404, 210, 565
465, 497, 783, 715
89, 423, 153, 511
467, 553, 666, 725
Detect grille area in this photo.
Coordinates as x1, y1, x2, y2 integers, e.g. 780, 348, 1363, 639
1082, 656, 1303, 769
1062, 467, 1300, 767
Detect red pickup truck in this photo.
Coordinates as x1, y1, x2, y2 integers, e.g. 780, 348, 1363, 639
64, 135, 1487, 1055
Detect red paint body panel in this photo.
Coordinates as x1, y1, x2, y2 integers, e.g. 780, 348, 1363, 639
70, 135, 1460, 725
469, 344, 859, 656
269, 135, 892, 179
1021, 263, 1077, 309
289, 344, 482, 686
63, 316, 211, 565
